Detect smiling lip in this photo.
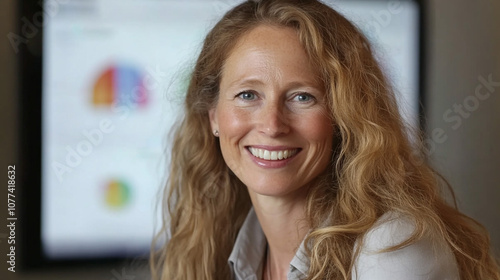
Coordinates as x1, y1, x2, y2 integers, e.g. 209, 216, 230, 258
246, 145, 301, 168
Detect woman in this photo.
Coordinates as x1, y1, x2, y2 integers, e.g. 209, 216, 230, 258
151, 0, 500, 279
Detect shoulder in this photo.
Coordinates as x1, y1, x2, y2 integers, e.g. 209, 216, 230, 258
351, 212, 460, 280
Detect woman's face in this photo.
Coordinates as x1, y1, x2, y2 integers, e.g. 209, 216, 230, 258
209, 25, 334, 197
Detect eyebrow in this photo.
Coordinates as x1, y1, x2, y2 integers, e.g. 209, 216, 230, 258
225, 78, 322, 91
224, 77, 264, 88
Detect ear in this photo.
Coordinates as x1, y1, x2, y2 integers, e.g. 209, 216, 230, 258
208, 107, 218, 133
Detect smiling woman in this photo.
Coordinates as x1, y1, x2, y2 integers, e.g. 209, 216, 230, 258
210, 25, 334, 198
151, 1, 500, 280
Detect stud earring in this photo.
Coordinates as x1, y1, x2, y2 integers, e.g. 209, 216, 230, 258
213, 130, 219, 136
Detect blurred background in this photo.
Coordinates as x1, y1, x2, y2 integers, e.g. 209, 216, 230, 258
1, 0, 499, 279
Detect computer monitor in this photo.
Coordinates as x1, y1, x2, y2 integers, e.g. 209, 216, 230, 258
18, 0, 423, 269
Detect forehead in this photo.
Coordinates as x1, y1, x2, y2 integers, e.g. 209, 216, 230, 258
221, 24, 320, 88
233, 24, 301, 52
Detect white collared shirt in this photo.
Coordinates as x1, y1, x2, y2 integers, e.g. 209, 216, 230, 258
228, 208, 459, 280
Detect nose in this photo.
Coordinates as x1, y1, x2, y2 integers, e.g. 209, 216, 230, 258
256, 100, 290, 137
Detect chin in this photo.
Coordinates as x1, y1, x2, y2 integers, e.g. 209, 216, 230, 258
245, 181, 309, 198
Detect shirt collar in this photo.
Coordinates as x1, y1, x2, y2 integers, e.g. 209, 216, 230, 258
228, 208, 309, 280
229, 208, 267, 279
289, 238, 310, 277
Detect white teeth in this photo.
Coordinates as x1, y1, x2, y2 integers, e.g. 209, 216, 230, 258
263, 150, 271, 160
248, 147, 298, 161
270, 151, 278, 160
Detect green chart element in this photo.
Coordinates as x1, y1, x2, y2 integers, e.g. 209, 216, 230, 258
105, 179, 131, 209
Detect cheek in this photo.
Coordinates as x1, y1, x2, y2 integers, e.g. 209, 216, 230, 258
216, 106, 252, 165
216, 105, 252, 137
301, 111, 334, 145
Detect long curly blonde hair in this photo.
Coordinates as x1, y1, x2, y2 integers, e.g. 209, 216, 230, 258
151, 0, 500, 279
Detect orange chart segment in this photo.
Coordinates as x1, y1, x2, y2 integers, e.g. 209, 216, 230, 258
93, 68, 115, 106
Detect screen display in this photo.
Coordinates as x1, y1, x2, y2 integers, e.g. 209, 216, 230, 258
42, 0, 420, 259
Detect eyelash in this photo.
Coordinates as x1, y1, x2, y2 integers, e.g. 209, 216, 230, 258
292, 92, 316, 103
234, 91, 317, 104
235, 91, 257, 100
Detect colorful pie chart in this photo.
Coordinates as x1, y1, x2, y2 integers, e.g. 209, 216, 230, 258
93, 64, 147, 107
105, 179, 131, 209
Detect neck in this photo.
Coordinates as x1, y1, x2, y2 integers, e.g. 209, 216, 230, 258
249, 188, 310, 279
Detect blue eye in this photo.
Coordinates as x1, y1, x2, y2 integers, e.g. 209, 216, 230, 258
294, 93, 314, 102
236, 91, 257, 100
